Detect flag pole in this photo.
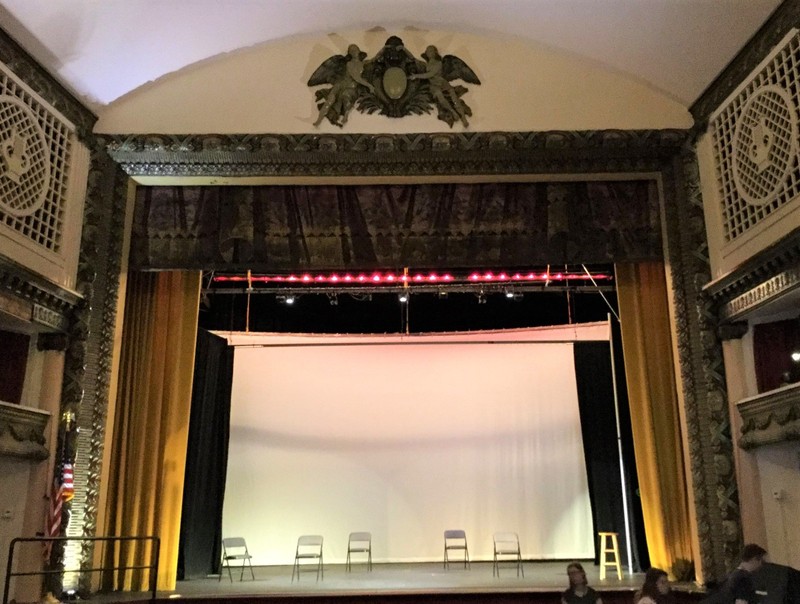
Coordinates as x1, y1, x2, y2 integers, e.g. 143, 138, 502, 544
43, 409, 76, 599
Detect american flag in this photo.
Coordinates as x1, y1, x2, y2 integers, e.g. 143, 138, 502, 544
44, 461, 74, 561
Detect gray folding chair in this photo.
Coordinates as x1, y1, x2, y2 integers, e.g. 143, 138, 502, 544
443, 529, 470, 570
219, 537, 255, 582
291, 535, 324, 581
493, 532, 524, 577
346, 532, 372, 571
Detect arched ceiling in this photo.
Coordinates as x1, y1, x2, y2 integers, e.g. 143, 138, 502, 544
0, 0, 783, 114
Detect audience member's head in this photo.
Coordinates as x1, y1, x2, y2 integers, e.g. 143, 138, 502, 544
566, 561, 588, 588
739, 543, 767, 572
640, 567, 670, 600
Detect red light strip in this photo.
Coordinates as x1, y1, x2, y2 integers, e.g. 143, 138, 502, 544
213, 271, 613, 285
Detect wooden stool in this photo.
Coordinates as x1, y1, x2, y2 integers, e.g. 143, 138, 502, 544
598, 531, 622, 580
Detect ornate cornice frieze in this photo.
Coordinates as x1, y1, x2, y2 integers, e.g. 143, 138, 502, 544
690, 0, 800, 129
0, 401, 50, 461
720, 266, 800, 321
0, 27, 97, 144
102, 130, 689, 178
0, 257, 81, 331
738, 383, 800, 450
703, 230, 800, 321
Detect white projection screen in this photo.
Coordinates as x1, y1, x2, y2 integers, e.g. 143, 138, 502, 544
220, 323, 609, 566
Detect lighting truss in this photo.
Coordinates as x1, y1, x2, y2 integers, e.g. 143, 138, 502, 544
206, 267, 615, 297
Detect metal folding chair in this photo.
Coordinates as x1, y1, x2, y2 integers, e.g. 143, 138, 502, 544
346, 532, 372, 571
492, 532, 524, 577
291, 535, 324, 581
219, 537, 255, 582
443, 529, 470, 570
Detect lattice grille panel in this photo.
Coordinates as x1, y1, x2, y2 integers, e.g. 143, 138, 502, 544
0, 63, 73, 253
710, 30, 800, 243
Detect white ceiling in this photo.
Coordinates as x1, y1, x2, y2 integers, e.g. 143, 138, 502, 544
0, 0, 784, 113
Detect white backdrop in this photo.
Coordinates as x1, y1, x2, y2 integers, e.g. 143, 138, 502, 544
221, 325, 606, 565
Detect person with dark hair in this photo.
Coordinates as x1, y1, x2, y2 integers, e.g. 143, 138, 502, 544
720, 544, 768, 604
561, 562, 602, 604
635, 567, 674, 604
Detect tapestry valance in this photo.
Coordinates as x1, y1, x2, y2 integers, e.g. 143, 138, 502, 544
131, 181, 660, 270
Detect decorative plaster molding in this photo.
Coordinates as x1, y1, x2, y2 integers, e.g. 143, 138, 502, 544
690, 0, 800, 130
61, 147, 130, 592
664, 146, 740, 580
0, 257, 80, 330
738, 383, 800, 450
701, 228, 800, 322
0, 400, 50, 461
102, 130, 688, 178
720, 266, 800, 321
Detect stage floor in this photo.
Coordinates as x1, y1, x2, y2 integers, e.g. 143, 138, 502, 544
89, 561, 706, 603
173, 561, 642, 597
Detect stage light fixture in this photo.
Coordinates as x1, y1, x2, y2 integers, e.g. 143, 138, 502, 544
791, 350, 800, 363
285, 295, 295, 305
398, 292, 409, 303
505, 289, 514, 299
327, 293, 338, 306
477, 291, 487, 304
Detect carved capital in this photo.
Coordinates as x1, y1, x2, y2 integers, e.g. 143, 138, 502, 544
717, 322, 749, 341
37, 332, 69, 352
0, 401, 51, 461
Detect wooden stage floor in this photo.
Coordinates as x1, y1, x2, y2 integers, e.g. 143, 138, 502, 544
94, 561, 706, 603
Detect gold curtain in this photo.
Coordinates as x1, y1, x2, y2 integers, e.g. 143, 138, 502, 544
103, 271, 201, 591
615, 262, 693, 575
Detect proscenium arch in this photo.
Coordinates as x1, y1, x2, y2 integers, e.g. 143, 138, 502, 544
7, 1, 798, 589
94, 129, 738, 583
5, 2, 790, 587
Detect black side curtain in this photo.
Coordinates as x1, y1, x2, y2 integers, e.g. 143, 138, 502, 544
573, 333, 649, 573
177, 328, 233, 580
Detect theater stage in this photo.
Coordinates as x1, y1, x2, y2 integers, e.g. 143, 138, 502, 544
103, 561, 705, 604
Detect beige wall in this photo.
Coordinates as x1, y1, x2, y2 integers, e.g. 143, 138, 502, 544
0, 347, 64, 602
95, 29, 692, 134
754, 442, 800, 569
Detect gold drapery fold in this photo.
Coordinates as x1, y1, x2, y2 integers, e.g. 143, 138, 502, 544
615, 262, 693, 575
103, 271, 201, 591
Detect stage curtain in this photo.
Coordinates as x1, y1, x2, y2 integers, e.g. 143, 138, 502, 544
615, 262, 693, 575
130, 182, 662, 270
177, 328, 233, 580
103, 271, 201, 591
573, 340, 649, 573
